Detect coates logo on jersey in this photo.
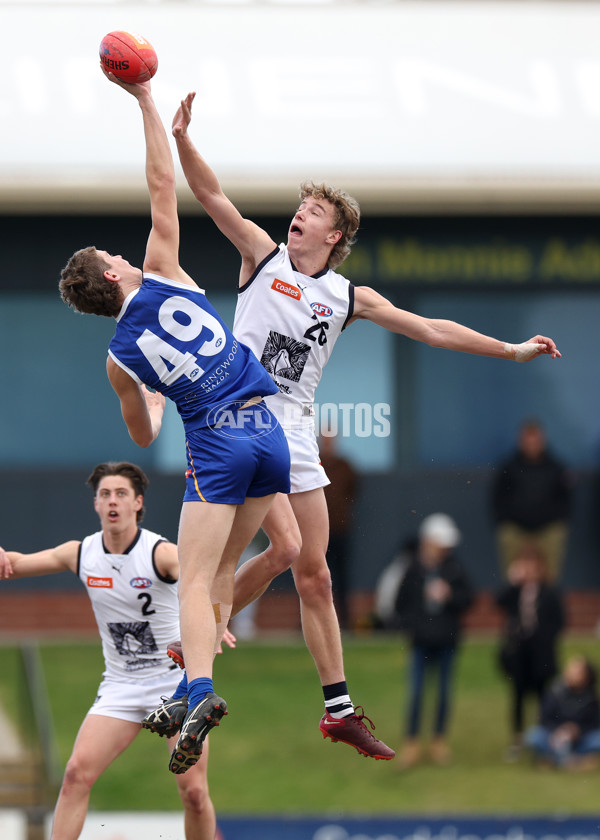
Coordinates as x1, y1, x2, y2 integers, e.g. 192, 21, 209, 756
87, 576, 113, 588
311, 302, 333, 318
130, 577, 153, 590
271, 278, 301, 300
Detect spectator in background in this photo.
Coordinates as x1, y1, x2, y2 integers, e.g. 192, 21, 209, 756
492, 418, 571, 582
525, 656, 600, 769
319, 433, 358, 630
371, 536, 416, 632
393, 514, 474, 769
496, 544, 565, 762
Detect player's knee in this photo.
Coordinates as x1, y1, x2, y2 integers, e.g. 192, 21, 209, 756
266, 536, 301, 575
294, 557, 332, 603
61, 755, 95, 793
178, 778, 209, 816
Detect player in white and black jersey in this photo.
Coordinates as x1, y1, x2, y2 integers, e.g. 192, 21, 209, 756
170, 92, 561, 763
0, 462, 225, 840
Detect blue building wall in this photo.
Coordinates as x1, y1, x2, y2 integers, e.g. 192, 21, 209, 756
1, 213, 599, 592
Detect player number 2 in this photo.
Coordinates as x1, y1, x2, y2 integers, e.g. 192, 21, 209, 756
138, 592, 155, 616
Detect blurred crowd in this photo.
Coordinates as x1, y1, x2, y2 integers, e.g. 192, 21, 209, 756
323, 418, 600, 773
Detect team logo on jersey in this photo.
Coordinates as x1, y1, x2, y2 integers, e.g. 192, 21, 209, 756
107, 621, 162, 673
271, 278, 301, 300
87, 576, 113, 588
311, 302, 333, 317
260, 331, 310, 383
130, 577, 153, 590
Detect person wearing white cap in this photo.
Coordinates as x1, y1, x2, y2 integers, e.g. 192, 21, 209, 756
419, 513, 462, 551
393, 514, 474, 770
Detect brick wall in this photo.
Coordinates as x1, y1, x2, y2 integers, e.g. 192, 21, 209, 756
0, 590, 598, 636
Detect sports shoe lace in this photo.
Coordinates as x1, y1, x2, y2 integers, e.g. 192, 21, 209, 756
352, 706, 377, 732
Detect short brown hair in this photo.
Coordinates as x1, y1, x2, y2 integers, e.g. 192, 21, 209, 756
87, 462, 150, 524
299, 181, 360, 269
59, 247, 123, 318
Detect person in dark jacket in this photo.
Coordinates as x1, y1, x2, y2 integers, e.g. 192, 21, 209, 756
394, 514, 474, 769
492, 418, 571, 582
525, 656, 600, 768
496, 543, 565, 761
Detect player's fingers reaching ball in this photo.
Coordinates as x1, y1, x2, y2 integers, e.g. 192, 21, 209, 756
173, 93, 196, 136
172, 103, 188, 135
101, 63, 151, 96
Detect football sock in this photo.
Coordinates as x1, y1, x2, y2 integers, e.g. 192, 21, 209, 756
323, 681, 354, 719
173, 672, 188, 700
188, 677, 214, 707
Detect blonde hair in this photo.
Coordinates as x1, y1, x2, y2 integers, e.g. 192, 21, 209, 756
299, 181, 360, 269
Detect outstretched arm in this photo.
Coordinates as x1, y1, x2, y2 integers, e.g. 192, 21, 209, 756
107, 357, 166, 447
172, 92, 275, 281
102, 69, 194, 286
0, 541, 80, 580
353, 286, 561, 361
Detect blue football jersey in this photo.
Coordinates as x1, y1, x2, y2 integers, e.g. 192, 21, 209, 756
108, 273, 278, 430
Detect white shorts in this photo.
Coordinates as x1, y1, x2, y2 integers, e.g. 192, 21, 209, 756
283, 426, 331, 494
87, 668, 181, 724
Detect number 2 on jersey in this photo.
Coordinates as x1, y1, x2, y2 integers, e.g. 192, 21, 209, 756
138, 592, 155, 616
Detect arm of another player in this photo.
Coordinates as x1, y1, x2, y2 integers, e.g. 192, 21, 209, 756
153, 540, 179, 582
106, 358, 166, 447
101, 69, 194, 287
353, 286, 561, 361
0, 541, 80, 580
172, 93, 275, 278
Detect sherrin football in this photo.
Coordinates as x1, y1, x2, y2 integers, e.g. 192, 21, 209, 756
99, 31, 158, 84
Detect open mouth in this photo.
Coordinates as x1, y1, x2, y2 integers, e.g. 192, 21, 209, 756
290, 224, 303, 237
108, 511, 119, 521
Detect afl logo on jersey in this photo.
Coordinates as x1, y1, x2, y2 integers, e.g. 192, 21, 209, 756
311, 302, 333, 317
271, 279, 301, 300
130, 577, 153, 590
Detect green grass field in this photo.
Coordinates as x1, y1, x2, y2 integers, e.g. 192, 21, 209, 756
0, 634, 599, 816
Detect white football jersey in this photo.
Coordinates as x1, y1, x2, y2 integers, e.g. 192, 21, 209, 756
78, 528, 180, 680
233, 245, 354, 429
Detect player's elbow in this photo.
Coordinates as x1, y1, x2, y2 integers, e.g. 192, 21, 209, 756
148, 170, 177, 200
133, 433, 154, 448
417, 325, 444, 348
192, 187, 226, 215
427, 335, 445, 349
127, 425, 155, 448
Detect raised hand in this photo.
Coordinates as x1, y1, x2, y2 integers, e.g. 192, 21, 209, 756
172, 92, 196, 138
100, 64, 152, 99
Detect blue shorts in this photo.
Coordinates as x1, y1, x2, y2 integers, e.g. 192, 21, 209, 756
183, 401, 291, 504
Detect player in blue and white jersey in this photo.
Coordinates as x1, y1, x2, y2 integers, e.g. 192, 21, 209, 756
0, 462, 226, 840
58, 71, 290, 775
165, 91, 562, 763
